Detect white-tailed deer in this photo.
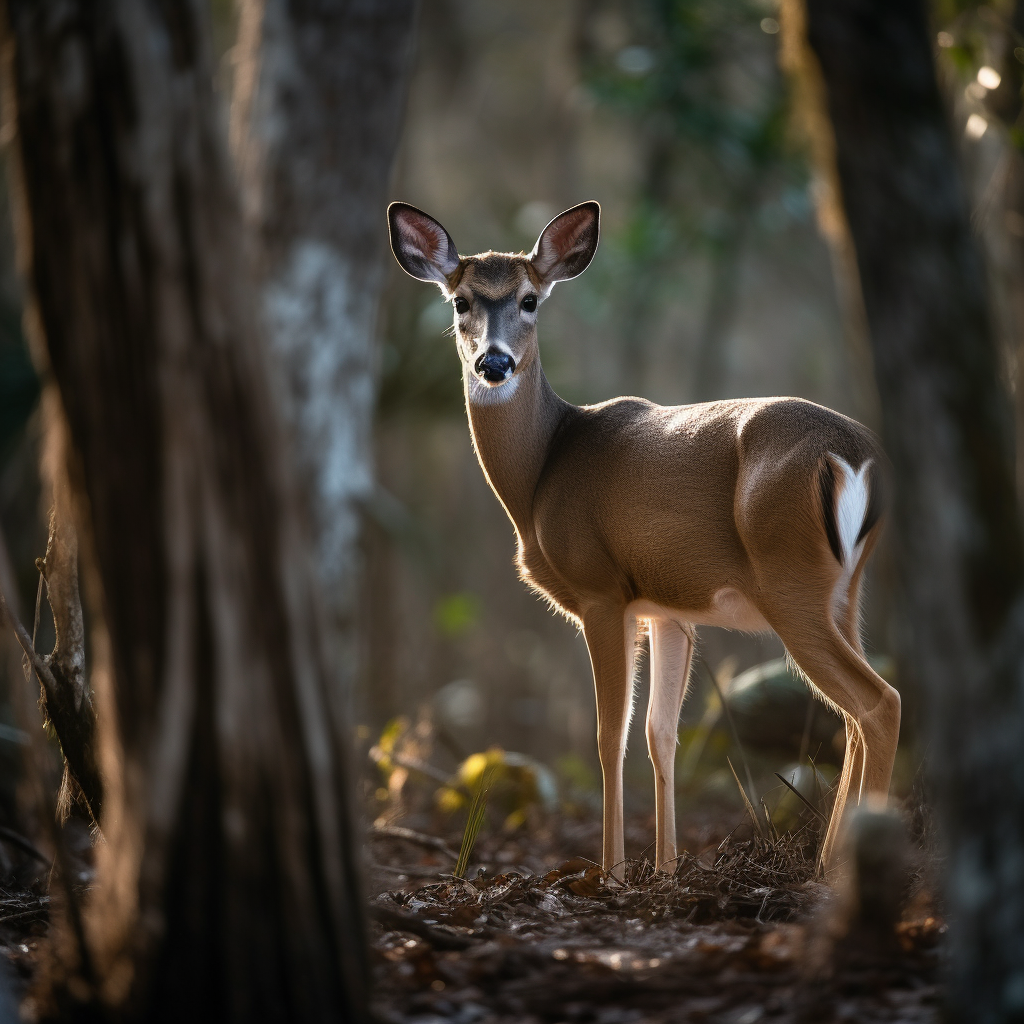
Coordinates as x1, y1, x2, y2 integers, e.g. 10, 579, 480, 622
387, 200, 900, 874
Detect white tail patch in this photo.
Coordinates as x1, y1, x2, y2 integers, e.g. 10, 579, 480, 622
832, 455, 872, 566
829, 455, 872, 618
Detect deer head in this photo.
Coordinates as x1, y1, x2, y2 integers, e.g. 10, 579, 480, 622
388, 202, 600, 400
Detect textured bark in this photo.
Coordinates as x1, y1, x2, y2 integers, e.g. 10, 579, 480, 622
799, 0, 1024, 1018
231, 0, 416, 685
2, 1, 365, 1020
38, 388, 101, 824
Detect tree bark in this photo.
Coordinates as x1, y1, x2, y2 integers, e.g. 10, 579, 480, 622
231, 0, 416, 692
2, 1, 366, 1020
796, 0, 1024, 1018
38, 387, 101, 825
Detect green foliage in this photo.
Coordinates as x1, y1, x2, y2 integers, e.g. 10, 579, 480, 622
931, 0, 1024, 139
585, 0, 786, 164
371, 715, 409, 791
436, 747, 557, 831
581, 0, 803, 256
573, 0, 812, 399
433, 592, 481, 638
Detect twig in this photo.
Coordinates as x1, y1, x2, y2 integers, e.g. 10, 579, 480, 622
367, 903, 475, 950
774, 771, 827, 822
0, 906, 51, 926
0, 547, 61, 701
797, 697, 815, 768
368, 746, 451, 786
702, 658, 763, 826
0, 825, 50, 866
368, 864, 448, 880
727, 756, 763, 835
370, 825, 458, 861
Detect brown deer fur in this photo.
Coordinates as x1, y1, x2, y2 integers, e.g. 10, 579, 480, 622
388, 200, 900, 874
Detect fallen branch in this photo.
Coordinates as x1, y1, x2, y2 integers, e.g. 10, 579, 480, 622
367, 902, 475, 950
370, 824, 458, 861
367, 862, 449, 879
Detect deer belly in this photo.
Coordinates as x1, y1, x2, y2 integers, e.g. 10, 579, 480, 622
628, 590, 770, 632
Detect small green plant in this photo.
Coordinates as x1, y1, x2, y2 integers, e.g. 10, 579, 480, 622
454, 762, 497, 878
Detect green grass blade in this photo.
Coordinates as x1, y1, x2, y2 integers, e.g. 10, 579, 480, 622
454, 764, 497, 878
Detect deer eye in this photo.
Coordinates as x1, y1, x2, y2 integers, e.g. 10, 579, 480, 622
521, 294, 537, 313
454, 296, 469, 315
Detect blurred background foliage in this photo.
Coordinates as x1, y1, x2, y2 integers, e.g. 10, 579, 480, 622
2, 0, 1024, 855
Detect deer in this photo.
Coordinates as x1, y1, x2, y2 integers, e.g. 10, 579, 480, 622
387, 199, 900, 876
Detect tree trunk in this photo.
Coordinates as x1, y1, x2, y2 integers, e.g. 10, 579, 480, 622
794, 0, 1024, 1018
2, 1, 366, 1020
38, 387, 101, 825
231, 0, 416, 695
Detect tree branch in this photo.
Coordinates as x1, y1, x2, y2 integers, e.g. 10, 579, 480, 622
0, 523, 58, 695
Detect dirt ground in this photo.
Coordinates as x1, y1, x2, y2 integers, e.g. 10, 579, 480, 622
0, 806, 943, 1022
365, 811, 944, 1024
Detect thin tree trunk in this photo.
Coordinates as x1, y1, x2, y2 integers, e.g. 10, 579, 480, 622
797, 0, 1024, 1018
2, 1, 365, 1020
231, 0, 416, 695
778, 0, 880, 428
973, 0, 1024, 500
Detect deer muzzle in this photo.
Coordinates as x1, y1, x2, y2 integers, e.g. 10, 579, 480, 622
475, 349, 515, 383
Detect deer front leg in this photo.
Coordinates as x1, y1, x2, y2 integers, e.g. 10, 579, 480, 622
647, 618, 693, 871
582, 605, 639, 875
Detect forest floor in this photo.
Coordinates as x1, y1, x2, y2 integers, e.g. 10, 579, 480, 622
0, 805, 944, 1022
365, 809, 944, 1024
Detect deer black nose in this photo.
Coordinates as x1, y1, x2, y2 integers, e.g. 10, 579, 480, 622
475, 349, 515, 383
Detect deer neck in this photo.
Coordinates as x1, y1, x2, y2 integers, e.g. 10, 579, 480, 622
464, 356, 572, 537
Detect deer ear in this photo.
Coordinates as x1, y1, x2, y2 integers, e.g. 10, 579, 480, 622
388, 203, 460, 288
530, 202, 600, 286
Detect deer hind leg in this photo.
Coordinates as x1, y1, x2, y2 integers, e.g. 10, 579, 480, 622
646, 618, 693, 871
582, 604, 640, 875
764, 605, 900, 873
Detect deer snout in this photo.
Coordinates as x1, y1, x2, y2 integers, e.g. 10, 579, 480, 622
475, 349, 515, 383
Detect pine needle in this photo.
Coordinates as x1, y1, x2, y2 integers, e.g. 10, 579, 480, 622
774, 771, 827, 822
727, 756, 763, 835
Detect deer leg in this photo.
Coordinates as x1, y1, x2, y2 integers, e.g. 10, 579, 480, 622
582, 604, 638, 875
766, 615, 900, 873
646, 618, 693, 871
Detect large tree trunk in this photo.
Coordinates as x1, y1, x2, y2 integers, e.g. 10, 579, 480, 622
231, 0, 416, 696
790, 0, 1024, 1018
2, 1, 366, 1020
